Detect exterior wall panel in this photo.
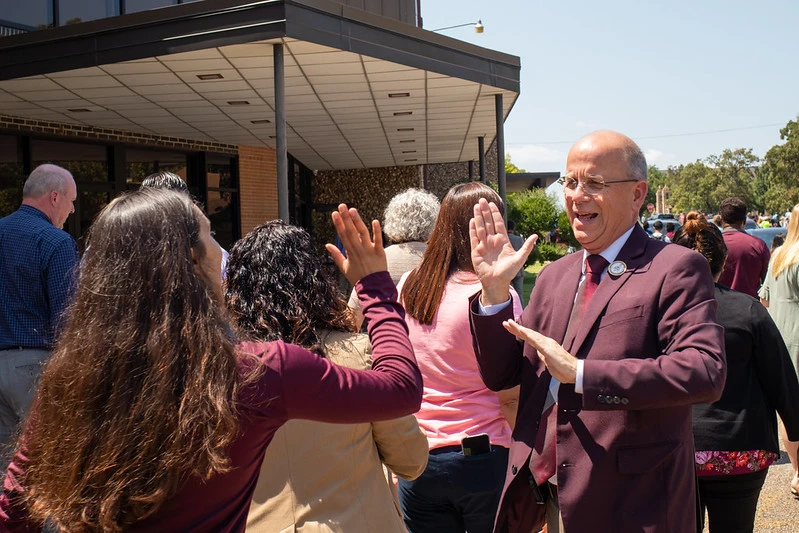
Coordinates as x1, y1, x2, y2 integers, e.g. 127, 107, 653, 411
238, 145, 278, 235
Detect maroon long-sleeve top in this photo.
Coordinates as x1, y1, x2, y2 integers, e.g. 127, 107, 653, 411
1, 272, 421, 532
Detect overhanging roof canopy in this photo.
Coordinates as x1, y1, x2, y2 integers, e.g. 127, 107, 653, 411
0, 0, 520, 170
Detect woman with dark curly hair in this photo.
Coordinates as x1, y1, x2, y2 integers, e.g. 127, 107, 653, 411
0, 190, 422, 532
673, 211, 799, 532
225, 221, 428, 533
397, 182, 522, 533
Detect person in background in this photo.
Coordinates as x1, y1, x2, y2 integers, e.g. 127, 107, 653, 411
507, 220, 525, 298
771, 232, 786, 254
469, 130, 725, 532
650, 220, 670, 242
665, 221, 676, 241
713, 214, 722, 228
0, 190, 422, 532
348, 188, 440, 329
673, 212, 799, 532
718, 197, 770, 298
0, 164, 78, 470
140, 171, 230, 280
397, 182, 522, 533
225, 221, 428, 533
759, 203, 799, 497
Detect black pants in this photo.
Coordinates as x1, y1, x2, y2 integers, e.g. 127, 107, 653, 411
698, 469, 768, 533
398, 445, 508, 533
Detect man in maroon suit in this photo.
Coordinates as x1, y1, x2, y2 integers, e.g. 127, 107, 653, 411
468, 130, 726, 532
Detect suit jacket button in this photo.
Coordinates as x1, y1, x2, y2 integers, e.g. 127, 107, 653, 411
621, 397, 629, 405
613, 396, 621, 404
604, 395, 613, 404
597, 394, 605, 404
511, 465, 518, 475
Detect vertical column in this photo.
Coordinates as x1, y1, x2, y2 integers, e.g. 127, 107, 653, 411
478, 136, 486, 182
274, 43, 289, 222
495, 94, 506, 221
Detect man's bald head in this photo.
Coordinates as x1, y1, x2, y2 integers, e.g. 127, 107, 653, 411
23, 164, 74, 199
568, 130, 648, 183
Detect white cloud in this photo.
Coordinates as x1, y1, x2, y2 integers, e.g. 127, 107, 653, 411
507, 145, 564, 173
644, 148, 678, 168
575, 120, 591, 129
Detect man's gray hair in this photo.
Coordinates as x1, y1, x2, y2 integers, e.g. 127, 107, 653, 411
624, 143, 648, 182
22, 164, 72, 199
383, 188, 440, 244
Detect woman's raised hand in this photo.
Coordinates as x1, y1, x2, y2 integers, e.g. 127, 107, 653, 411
326, 204, 388, 285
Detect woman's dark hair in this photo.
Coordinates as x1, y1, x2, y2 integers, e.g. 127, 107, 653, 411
18, 189, 240, 531
402, 182, 502, 325
225, 221, 356, 351
672, 211, 727, 278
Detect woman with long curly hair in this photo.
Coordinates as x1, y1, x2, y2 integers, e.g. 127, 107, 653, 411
225, 221, 428, 533
759, 203, 799, 496
0, 189, 422, 532
673, 212, 799, 532
396, 182, 522, 533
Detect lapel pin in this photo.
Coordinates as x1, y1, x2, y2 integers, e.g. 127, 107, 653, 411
608, 261, 627, 277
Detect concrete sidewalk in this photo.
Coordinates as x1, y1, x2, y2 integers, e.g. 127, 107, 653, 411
749, 452, 799, 532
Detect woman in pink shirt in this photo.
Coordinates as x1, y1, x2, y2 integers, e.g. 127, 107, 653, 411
397, 183, 522, 533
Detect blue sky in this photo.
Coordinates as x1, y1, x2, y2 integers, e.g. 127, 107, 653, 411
422, 0, 798, 173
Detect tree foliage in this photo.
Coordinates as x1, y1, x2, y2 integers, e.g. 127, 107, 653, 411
505, 155, 525, 174
762, 118, 799, 214
507, 188, 559, 241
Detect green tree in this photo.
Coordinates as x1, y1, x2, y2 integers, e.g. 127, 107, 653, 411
762, 117, 799, 213
705, 148, 759, 207
506, 188, 559, 242
641, 166, 669, 217
505, 155, 525, 174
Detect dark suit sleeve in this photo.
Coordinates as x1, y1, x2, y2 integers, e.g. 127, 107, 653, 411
751, 299, 799, 440
468, 292, 525, 391
582, 251, 726, 410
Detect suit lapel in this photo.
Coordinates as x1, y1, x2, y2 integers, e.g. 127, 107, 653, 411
567, 226, 651, 355
551, 253, 583, 344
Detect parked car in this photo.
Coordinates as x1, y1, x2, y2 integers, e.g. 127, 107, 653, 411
746, 227, 787, 250
744, 218, 758, 230
648, 214, 678, 222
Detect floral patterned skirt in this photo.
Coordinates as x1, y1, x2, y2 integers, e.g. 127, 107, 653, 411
695, 450, 779, 477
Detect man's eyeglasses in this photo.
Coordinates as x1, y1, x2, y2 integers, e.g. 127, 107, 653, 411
558, 174, 640, 195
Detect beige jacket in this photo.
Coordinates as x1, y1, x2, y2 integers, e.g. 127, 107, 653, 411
247, 330, 429, 533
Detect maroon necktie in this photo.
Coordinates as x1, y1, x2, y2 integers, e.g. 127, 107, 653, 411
530, 254, 608, 485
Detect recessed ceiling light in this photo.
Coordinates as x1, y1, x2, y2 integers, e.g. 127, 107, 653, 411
404, 158, 418, 162
388, 92, 410, 98
251, 119, 271, 124
227, 100, 250, 106
397, 127, 415, 132
393, 111, 413, 116
399, 139, 415, 143
197, 73, 224, 80
402, 150, 417, 154
67, 108, 92, 113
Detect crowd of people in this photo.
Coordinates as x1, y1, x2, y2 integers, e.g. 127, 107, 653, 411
0, 129, 797, 533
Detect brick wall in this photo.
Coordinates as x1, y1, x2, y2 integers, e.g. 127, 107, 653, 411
0, 114, 238, 154
238, 145, 278, 234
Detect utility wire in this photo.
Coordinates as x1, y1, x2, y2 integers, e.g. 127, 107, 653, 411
505, 123, 785, 145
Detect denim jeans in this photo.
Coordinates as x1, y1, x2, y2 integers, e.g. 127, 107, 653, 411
399, 445, 508, 533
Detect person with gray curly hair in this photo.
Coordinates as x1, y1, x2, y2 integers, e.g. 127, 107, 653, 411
348, 188, 440, 329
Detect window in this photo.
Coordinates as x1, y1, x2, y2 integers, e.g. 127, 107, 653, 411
59, 0, 119, 25
125, 148, 192, 192
125, 0, 178, 14
0, 1, 53, 30
206, 154, 238, 250
0, 136, 24, 218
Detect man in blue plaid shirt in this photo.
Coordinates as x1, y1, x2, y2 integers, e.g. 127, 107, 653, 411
0, 164, 78, 468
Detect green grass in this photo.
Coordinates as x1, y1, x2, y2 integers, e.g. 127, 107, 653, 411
521, 262, 548, 306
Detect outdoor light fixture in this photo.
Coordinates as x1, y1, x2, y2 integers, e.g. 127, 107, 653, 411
397, 127, 415, 132
399, 139, 415, 143
67, 108, 92, 113
388, 92, 410, 98
405, 158, 418, 162
227, 100, 250, 105
402, 150, 417, 154
431, 19, 484, 33
197, 73, 224, 80
251, 119, 271, 124
393, 111, 413, 116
